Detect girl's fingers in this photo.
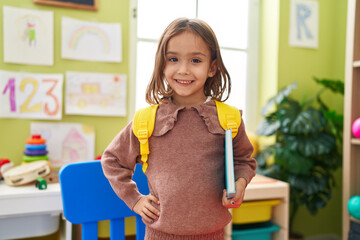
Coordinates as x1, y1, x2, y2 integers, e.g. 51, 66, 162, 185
143, 206, 159, 221
140, 211, 154, 223
143, 195, 161, 223
223, 189, 242, 208
222, 190, 228, 204
149, 194, 160, 205
222, 190, 232, 206
147, 195, 160, 217
147, 204, 160, 217
139, 204, 156, 223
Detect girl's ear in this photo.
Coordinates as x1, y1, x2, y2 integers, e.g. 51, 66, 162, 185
208, 60, 217, 77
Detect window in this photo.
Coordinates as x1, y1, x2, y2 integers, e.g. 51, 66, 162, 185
130, 0, 259, 131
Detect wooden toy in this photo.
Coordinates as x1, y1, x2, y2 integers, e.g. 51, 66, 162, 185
43, 169, 59, 183
3, 160, 50, 186
0, 162, 14, 179
35, 177, 47, 190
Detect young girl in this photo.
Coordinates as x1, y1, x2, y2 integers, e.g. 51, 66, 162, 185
101, 18, 257, 239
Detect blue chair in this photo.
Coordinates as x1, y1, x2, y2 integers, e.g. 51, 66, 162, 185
59, 161, 149, 240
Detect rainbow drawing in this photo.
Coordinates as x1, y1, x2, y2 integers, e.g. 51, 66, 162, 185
68, 25, 110, 54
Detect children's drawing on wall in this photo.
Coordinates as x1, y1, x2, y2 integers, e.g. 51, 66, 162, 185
65, 71, 127, 116
3, 6, 54, 65
30, 122, 95, 168
61, 17, 122, 62
289, 0, 318, 49
0, 70, 63, 119
26, 18, 37, 47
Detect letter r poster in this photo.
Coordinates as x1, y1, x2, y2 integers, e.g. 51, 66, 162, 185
289, 0, 319, 49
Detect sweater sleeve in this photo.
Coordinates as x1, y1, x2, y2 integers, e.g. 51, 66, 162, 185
233, 117, 257, 185
101, 121, 143, 210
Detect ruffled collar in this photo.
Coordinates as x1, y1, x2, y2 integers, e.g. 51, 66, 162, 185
152, 99, 225, 136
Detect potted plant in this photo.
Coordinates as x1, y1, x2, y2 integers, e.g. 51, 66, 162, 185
255, 77, 344, 238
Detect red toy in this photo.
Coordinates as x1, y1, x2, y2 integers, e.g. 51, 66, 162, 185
0, 159, 10, 168
0, 159, 12, 179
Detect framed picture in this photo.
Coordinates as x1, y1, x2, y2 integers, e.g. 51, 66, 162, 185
34, 0, 98, 11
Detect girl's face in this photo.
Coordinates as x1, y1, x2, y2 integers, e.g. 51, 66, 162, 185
163, 31, 217, 106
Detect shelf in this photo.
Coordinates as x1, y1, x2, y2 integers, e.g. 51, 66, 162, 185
353, 61, 360, 68
243, 175, 289, 240
343, 0, 360, 238
350, 217, 360, 224
351, 138, 360, 145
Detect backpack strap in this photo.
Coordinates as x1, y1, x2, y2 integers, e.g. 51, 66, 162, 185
214, 100, 241, 139
132, 104, 159, 173
133, 101, 240, 173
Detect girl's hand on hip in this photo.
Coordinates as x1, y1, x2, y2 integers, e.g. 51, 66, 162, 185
133, 194, 160, 223
222, 177, 247, 208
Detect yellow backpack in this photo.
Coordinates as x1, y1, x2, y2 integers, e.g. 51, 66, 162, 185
132, 100, 241, 173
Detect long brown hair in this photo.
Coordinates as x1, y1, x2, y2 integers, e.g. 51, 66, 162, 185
145, 18, 231, 105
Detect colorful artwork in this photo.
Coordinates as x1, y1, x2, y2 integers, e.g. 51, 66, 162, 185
30, 122, 95, 168
289, 0, 319, 49
65, 71, 127, 116
0, 70, 63, 120
3, 6, 54, 65
62, 128, 88, 162
61, 17, 122, 62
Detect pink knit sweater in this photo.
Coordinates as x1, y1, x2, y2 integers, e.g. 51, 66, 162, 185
101, 100, 257, 238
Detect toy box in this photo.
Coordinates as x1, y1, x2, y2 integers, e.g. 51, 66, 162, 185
232, 199, 281, 224
232, 222, 280, 240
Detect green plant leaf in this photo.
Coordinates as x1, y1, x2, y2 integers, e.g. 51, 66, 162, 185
275, 148, 314, 174
284, 133, 335, 157
256, 119, 281, 136
260, 82, 297, 116
289, 108, 326, 135
306, 194, 328, 215
313, 77, 344, 95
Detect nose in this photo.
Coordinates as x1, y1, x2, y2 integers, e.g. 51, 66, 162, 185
177, 61, 189, 75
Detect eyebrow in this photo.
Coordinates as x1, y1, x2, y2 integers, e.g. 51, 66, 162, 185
166, 51, 207, 57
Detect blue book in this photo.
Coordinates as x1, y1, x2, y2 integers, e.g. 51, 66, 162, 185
225, 128, 236, 199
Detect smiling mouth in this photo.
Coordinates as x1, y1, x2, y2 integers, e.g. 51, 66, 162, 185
175, 79, 194, 84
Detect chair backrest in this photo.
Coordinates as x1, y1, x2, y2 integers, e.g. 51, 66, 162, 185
59, 161, 149, 240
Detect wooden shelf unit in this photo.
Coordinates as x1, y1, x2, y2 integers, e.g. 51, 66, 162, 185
343, 0, 360, 239
243, 175, 289, 240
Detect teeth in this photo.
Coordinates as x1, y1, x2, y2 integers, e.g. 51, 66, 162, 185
177, 79, 192, 84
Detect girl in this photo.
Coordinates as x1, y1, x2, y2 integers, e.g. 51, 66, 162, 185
101, 18, 257, 239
